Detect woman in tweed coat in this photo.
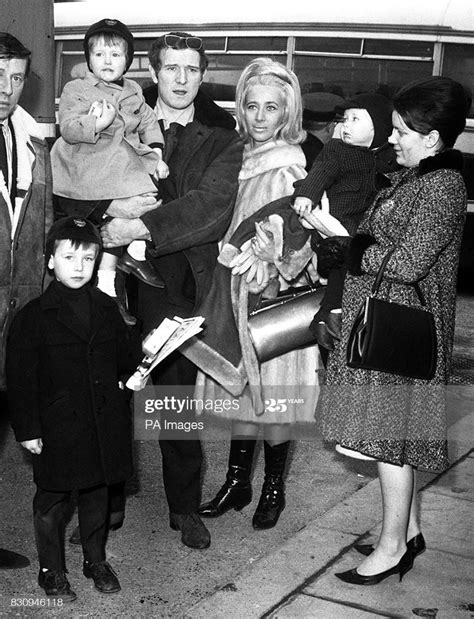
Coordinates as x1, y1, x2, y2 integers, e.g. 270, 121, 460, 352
316, 77, 468, 585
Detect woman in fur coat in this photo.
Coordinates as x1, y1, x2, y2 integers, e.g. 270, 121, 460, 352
195, 58, 320, 530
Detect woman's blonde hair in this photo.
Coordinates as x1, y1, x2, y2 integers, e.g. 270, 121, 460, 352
235, 57, 306, 145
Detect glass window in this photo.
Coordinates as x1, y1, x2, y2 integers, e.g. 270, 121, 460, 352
294, 55, 433, 100
227, 37, 287, 52
203, 53, 287, 101
363, 39, 433, 58
202, 37, 227, 51
442, 44, 474, 118
296, 37, 362, 54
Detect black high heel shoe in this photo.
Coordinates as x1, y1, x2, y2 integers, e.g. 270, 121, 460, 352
355, 533, 425, 558
335, 549, 414, 585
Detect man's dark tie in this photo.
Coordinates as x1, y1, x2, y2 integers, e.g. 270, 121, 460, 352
163, 122, 183, 163
0, 126, 8, 192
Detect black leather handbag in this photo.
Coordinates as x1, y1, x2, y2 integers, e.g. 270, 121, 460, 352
248, 282, 325, 363
346, 251, 437, 379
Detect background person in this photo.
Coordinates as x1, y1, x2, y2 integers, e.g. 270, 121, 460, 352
0, 30, 53, 570
101, 32, 244, 550
316, 76, 469, 585
300, 91, 345, 171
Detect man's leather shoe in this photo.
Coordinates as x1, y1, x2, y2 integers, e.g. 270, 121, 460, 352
38, 569, 77, 602
0, 548, 30, 569
83, 560, 121, 594
169, 512, 211, 549
117, 254, 165, 288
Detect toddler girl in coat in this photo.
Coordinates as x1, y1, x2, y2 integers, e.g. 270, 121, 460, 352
291, 93, 397, 350
51, 18, 168, 323
6, 217, 138, 602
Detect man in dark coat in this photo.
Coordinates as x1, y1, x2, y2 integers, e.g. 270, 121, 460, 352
100, 32, 243, 550
7, 217, 137, 601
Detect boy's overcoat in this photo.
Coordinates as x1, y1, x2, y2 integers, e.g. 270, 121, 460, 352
7, 281, 136, 491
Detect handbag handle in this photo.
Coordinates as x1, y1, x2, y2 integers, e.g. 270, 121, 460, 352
371, 249, 428, 307
253, 265, 316, 312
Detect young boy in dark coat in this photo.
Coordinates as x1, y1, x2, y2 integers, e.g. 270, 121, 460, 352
6, 217, 137, 602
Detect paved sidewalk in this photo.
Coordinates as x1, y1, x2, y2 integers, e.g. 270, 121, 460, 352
185, 395, 474, 618
1, 291, 472, 618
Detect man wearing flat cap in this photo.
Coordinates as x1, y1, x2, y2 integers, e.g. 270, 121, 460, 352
301, 92, 346, 171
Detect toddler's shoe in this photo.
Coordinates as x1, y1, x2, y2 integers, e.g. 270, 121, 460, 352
117, 254, 165, 288
83, 560, 121, 594
38, 569, 77, 602
311, 320, 334, 351
326, 311, 342, 340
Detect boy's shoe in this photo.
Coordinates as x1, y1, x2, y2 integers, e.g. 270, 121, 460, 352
83, 560, 121, 594
38, 569, 77, 602
117, 254, 165, 288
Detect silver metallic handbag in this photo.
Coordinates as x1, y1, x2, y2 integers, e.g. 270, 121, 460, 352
248, 282, 324, 362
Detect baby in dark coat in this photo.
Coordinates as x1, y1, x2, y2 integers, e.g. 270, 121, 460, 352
7, 217, 137, 602
291, 93, 398, 350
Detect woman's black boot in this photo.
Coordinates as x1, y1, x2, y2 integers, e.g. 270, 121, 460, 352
252, 440, 290, 530
198, 438, 256, 518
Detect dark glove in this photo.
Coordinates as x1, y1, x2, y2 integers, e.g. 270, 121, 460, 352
313, 236, 351, 278
347, 234, 377, 275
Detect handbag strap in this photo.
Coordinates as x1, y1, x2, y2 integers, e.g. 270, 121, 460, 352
371, 249, 427, 307
253, 265, 316, 311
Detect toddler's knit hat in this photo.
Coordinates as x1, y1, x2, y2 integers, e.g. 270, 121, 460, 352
46, 217, 102, 260
84, 18, 134, 72
339, 93, 393, 148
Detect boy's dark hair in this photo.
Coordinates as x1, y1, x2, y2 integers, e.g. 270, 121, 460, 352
393, 76, 469, 148
84, 18, 134, 72
0, 32, 31, 76
148, 31, 208, 74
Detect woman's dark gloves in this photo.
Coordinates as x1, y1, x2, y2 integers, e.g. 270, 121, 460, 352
347, 234, 377, 275
311, 234, 352, 278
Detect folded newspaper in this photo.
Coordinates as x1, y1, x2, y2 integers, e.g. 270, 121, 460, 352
126, 316, 205, 391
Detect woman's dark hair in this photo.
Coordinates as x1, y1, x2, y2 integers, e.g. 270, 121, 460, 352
393, 76, 470, 148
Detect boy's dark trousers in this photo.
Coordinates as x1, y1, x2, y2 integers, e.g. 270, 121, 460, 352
33, 484, 108, 570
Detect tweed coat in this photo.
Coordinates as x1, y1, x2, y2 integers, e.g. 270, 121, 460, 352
6, 280, 138, 491
51, 72, 163, 200
318, 149, 467, 471
0, 106, 53, 390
